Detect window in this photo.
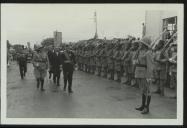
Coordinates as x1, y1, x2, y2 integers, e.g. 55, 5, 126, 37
163, 16, 177, 36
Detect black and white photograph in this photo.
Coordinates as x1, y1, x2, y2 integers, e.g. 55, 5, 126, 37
1, 4, 183, 125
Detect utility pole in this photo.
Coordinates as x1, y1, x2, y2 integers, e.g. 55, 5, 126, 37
94, 11, 98, 39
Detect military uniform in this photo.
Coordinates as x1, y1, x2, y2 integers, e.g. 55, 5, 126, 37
17, 51, 28, 79
113, 46, 122, 82
107, 46, 114, 80
96, 47, 102, 76
130, 41, 140, 87
121, 42, 131, 84
61, 49, 76, 93
90, 46, 96, 74
33, 47, 48, 91
168, 43, 177, 98
135, 37, 153, 114
153, 48, 167, 96
101, 46, 108, 78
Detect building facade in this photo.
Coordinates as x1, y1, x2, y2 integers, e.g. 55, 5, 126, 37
54, 31, 62, 47
144, 11, 177, 42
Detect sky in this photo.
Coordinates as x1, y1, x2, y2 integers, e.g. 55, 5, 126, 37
3, 4, 146, 47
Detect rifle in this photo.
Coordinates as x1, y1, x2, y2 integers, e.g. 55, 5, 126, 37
159, 31, 177, 59
151, 29, 167, 49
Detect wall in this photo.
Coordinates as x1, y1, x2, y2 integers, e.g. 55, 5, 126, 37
54, 31, 62, 47
145, 11, 177, 43
145, 11, 162, 42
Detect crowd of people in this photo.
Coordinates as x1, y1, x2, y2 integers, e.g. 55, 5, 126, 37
13, 31, 177, 115
72, 34, 177, 114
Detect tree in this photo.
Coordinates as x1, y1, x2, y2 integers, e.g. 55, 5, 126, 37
41, 38, 54, 47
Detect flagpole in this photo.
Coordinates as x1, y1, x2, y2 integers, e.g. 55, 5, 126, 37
94, 11, 98, 39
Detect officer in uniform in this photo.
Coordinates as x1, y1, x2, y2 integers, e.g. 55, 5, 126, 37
135, 37, 154, 114
17, 50, 28, 79
32, 46, 48, 91
61, 46, 76, 93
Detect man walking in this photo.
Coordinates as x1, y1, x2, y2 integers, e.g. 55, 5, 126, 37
61, 46, 76, 93
17, 50, 27, 79
51, 47, 63, 86
47, 45, 54, 79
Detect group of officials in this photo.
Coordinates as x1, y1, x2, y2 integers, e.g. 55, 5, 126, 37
16, 45, 76, 94
15, 32, 177, 115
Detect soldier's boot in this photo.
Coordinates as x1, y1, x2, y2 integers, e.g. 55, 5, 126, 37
92, 66, 95, 74
160, 80, 165, 96
136, 94, 146, 111
24, 71, 26, 77
49, 72, 51, 79
104, 70, 107, 78
160, 86, 165, 96
88, 66, 91, 73
68, 78, 73, 94
116, 72, 121, 82
40, 79, 45, 91
20, 69, 24, 79
92, 67, 95, 74
153, 79, 161, 94
57, 78, 60, 86
141, 96, 151, 114
98, 68, 101, 76
36, 79, 40, 89
64, 78, 67, 91
78, 63, 81, 70
84, 65, 86, 72
111, 71, 114, 80
53, 75, 56, 84
87, 66, 89, 73
86, 66, 88, 73
80, 64, 82, 71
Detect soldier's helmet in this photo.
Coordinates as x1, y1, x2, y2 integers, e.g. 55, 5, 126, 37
140, 36, 152, 48
133, 40, 139, 46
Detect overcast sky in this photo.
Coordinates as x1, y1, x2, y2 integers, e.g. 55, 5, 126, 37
3, 4, 146, 47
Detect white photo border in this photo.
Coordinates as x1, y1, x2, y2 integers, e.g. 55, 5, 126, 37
1, 3, 184, 125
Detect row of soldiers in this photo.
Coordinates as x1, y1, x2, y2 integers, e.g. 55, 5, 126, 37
73, 37, 177, 97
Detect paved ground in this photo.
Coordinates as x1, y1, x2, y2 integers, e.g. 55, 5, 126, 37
7, 62, 176, 118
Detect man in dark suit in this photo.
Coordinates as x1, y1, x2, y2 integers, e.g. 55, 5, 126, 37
17, 50, 28, 79
51, 47, 62, 86
61, 46, 76, 93
47, 45, 54, 79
